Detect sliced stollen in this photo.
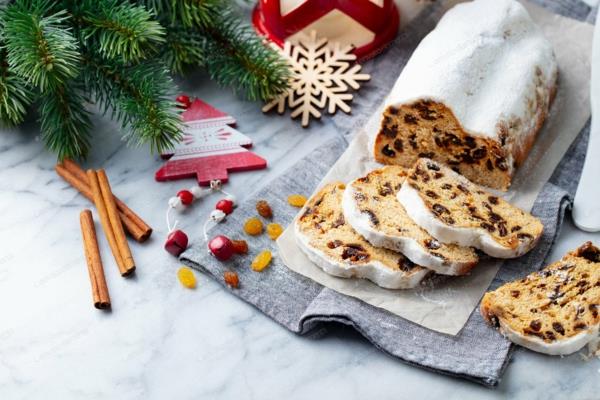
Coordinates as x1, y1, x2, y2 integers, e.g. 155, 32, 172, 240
397, 158, 543, 258
342, 166, 479, 275
295, 182, 431, 289
480, 242, 600, 356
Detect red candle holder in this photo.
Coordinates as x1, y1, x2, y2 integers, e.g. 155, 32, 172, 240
252, 0, 400, 61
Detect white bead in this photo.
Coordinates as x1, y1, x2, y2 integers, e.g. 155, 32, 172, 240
168, 196, 185, 211
190, 186, 209, 199
224, 194, 236, 206
210, 209, 226, 223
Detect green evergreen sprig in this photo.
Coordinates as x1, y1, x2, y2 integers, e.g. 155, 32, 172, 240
74, 0, 166, 64
0, 49, 35, 125
3, 3, 80, 92
201, 10, 290, 101
39, 83, 92, 160
0, 0, 290, 159
81, 55, 181, 152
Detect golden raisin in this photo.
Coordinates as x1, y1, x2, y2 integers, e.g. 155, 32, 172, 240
266, 223, 283, 240
224, 271, 239, 288
256, 200, 273, 219
177, 267, 197, 289
244, 217, 263, 235
287, 194, 307, 207
251, 250, 272, 272
231, 239, 248, 254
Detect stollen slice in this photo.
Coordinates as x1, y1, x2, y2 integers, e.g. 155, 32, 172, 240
294, 182, 431, 289
480, 242, 600, 356
397, 158, 543, 258
342, 166, 479, 275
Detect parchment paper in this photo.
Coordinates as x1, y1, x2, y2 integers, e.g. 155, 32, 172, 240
277, 0, 594, 335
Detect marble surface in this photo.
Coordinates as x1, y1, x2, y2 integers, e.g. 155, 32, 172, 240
3, 9, 600, 400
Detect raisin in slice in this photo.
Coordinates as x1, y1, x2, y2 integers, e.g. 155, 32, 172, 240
404, 114, 417, 124
381, 144, 396, 157
529, 320, 542, 331
431, 203, 449, 216
393, 139, 403, 152
552, 322, 565, 335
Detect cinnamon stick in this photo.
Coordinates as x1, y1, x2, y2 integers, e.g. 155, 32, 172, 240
80, 209, 111, 309
97, 169, 136, 274
56, 160, 152, 242
87, 169, 131, 276
57, 162, 144, 241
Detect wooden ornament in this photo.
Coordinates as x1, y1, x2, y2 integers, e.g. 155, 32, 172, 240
155, 99, 267, 186
262, 31, 371, 127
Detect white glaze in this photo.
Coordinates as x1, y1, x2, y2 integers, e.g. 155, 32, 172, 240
342, 179, 475, 275
499, 319, 600, 356
397, 182, 537, 258
294, 219, 429, 289
381, 0, 558, 174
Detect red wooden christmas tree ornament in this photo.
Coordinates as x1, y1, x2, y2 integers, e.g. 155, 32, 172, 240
252, 0, 399, 61
155, 98, 267, 186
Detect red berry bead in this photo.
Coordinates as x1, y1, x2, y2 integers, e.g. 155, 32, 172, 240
208, 235, 234, 261
165, 230, 189, 257
177, 190, 194, 206
176, 94, 191, 108
215, 199, 234, 215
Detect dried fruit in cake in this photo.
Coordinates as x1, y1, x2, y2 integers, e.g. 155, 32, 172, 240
266, 223, 283, 240
294, 182, 431, 289
480, 242, 600, 355
288, 194, 307, 207
251, 250, 273, 272
177, 266, 197, 289
244, 217, 263, 235
397, 158, 543, 258
256, 200, 273, 218
224, 271, 239, 288
343, 165, 479, 275
373, 0, 557, 190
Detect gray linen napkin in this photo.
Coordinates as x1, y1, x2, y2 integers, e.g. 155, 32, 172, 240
181, 0, 595, 387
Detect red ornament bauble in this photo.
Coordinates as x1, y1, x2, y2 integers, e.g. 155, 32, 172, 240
208, 235, 234, 261
251, 0, 399, 61
176, 94, 191, 108
177, 189, 194, 206
215, 199, 234, 215
165, 230, 189, 256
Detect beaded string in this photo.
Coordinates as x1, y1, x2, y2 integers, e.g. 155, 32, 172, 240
164, 179, 236, 257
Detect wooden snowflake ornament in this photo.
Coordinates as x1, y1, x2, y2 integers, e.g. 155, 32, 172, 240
262, 31, 370, 127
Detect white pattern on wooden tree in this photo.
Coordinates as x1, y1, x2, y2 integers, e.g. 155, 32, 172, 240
262, 31, 371, 127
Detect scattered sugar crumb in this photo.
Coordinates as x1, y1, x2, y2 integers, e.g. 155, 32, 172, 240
415, 288, 449, 307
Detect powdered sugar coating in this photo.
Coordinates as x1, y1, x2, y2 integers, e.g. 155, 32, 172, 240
383, 0, 557, 174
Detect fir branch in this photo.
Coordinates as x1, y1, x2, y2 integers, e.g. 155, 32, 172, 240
3, 0, 80, 92
139, 0, 223, 28
161, 27, 206, 74
0, 48, 35, 125
75, 0, 165, 64
39, 82, 92, 160
202, 11, 290, 101
81, 55, 182, 153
